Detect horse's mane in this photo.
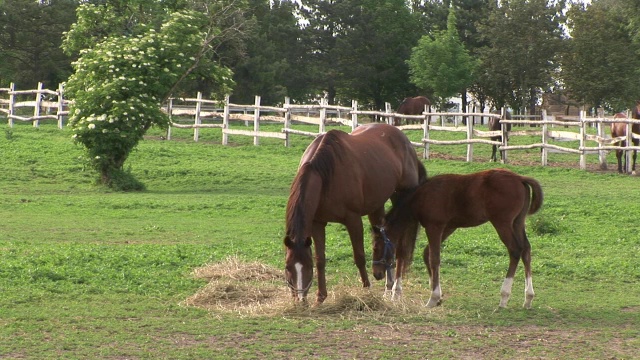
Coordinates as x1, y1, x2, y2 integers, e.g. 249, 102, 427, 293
286, 131, 345, 239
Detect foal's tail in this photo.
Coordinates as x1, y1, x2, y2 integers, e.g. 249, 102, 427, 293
522, 176, 543, 215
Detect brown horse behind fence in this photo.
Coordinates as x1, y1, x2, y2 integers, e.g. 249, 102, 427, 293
284, 123, 427, 305
395, 96, 431, 126
610, 105, 640, 174
488, 111, 512, 162
372, 168, 543, 309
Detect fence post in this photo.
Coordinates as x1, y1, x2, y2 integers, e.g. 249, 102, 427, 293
57, 83, 64, 129
351, 100, 358, 132
33, 82, 43, 127
319, 97, 326, 134
222, 95, 230, 145
466, 113, 473, 162
254, 95, 261, 145
8, 82, 15, 127
501, 107, 508, 164
579, 110, 587, 170
385, 102, 393, 125
193, 92, 202, 142
625, 111, 632, 174
284, 97, 291, 147
597, 108, 606, 170
541, 110, 548, 166
166, 98, 173, 140
423, 111, 430, 159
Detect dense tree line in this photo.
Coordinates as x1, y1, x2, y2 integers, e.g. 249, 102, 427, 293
2, 0, 640, 113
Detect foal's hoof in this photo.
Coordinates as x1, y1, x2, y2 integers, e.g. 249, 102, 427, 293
425, 299, 442, 308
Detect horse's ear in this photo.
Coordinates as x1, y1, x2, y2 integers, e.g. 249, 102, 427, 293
284, 236, 294, 248
304, 237, 312, 247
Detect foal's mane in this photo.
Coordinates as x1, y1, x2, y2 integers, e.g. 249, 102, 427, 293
286, 131, 346, 239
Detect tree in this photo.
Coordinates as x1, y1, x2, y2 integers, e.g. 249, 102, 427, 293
477, 0, 566, 114
300, 0, 421, 108
562, 0, 640, 111
0, 0, 76, 88
231, 0, 310, 104
407, 7, 477, 109
63, 1, 242, 189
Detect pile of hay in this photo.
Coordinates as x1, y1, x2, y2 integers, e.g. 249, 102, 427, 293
183, 256, 431, 317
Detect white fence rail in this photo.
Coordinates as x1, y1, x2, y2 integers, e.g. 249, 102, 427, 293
0, 82, 70, 128
3, 85, 640, 172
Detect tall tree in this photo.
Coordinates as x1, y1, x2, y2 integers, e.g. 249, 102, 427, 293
477, 0, 566, 114
562, 1, 640, 111
407, 8, 477, 109
231, 0, 310, 104
300, 0, 421, 108
0, 0, 76, 88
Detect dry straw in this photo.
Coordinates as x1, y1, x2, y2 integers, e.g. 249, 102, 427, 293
183, 256, 436, 319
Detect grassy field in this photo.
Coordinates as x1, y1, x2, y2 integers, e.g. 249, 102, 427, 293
1, 121, 639, 359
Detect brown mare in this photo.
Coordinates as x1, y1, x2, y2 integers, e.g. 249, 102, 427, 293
610, 104, 640, 174
488, 111, 512, 162
395, 96, 431, 126
284, 123, 427, 304
372, 169, 543, 309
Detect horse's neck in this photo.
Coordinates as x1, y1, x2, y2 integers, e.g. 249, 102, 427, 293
287, 167, 323, 238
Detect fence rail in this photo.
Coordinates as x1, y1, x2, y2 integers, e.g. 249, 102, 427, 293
3, 85, 640, 172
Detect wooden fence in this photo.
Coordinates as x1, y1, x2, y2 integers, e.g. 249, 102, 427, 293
0, 82, 70, 128
3, 84, 640, 172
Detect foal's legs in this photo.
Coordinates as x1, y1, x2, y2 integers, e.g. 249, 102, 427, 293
423, 226, 454, 308
493, 220, 534, 309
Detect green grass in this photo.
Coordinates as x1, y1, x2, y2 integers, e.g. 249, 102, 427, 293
1, 121, 639, 359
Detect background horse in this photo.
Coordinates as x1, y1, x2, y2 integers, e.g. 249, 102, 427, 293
284, 123, 427, 304
395, 96, 430, 126
373, 169, 543, 309
488, 111, 512, 162
610, 106, 640, 174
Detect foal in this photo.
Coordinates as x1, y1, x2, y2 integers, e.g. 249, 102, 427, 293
373, 169, 543, 309
611, 109, 640, 174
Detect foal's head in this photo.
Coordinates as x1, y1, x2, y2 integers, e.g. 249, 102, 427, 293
371, 226, 396, 281
284, 236, 313, 302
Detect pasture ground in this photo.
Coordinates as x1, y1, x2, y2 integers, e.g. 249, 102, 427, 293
0, 121, 639, 359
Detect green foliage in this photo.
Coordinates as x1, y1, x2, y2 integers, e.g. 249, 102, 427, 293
0, 0, 76, 88
562, 1, 640, 110
408, 8, 477, 106
63, 6, 234, 188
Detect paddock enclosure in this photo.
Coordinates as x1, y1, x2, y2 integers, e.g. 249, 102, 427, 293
3, 83, 640, 173
2, 102, 639, 358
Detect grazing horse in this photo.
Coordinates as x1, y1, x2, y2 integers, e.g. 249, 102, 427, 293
489, 111, 512, 162
395, 96, 431, 126
284, 123, 427, 304
373, 169, 543, 309
610, 105, 640, 174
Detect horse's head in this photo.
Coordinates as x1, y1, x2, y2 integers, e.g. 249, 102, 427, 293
371, 226, 395, 281
284, 236, 313, 302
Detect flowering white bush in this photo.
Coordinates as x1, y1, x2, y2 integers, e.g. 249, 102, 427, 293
65, 7, 234, 189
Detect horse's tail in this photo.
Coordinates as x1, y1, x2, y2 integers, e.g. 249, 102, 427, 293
386, 187, 420, 274
521, 176, 543, 215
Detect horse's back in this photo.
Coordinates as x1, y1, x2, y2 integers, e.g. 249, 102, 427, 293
397, 96, 430, 115
412, 169, 535, 227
